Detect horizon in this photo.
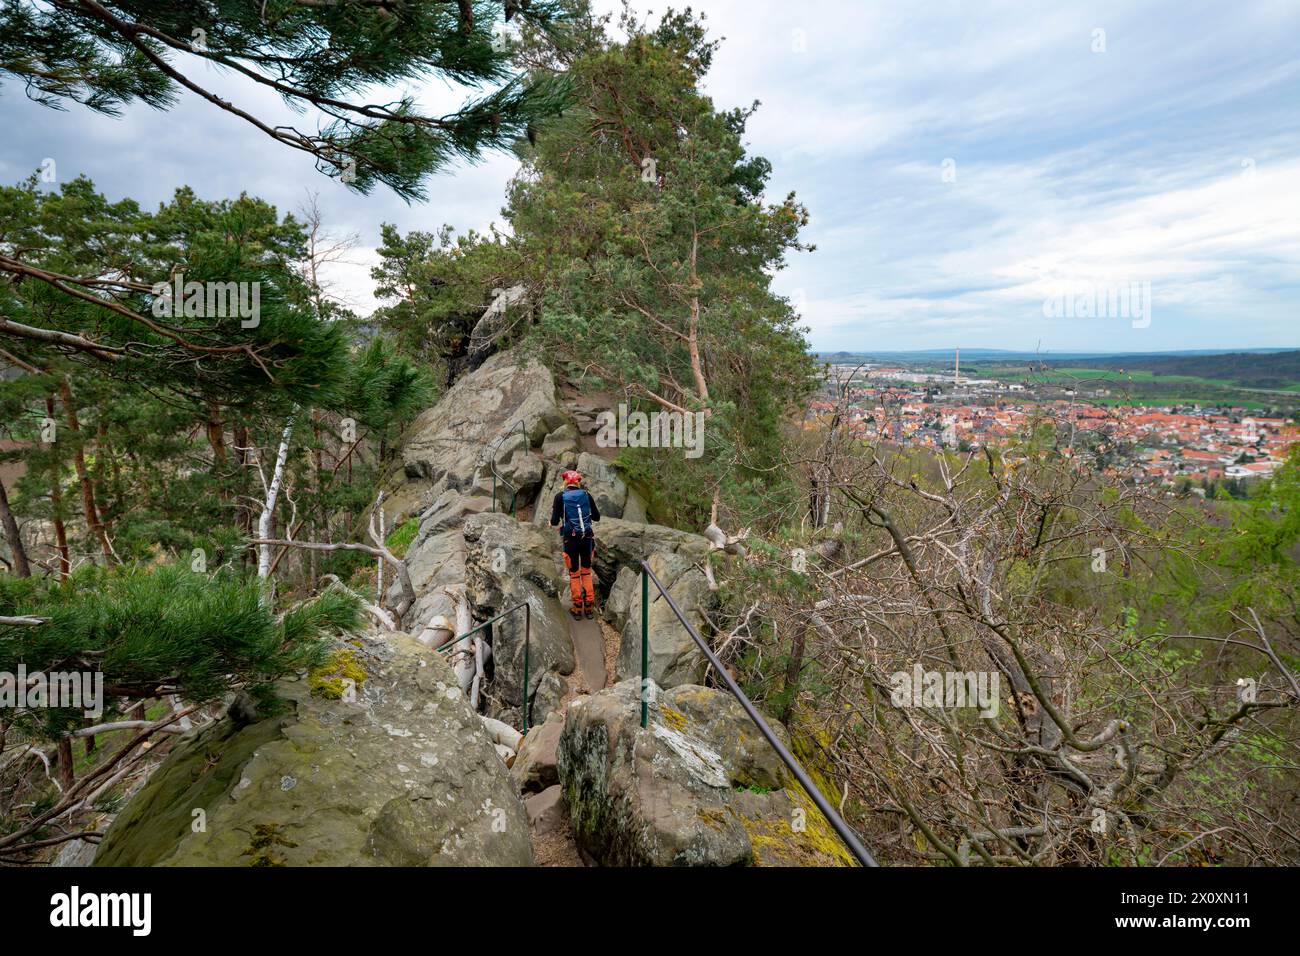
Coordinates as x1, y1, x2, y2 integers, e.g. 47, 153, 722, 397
816, 346, 1300, 356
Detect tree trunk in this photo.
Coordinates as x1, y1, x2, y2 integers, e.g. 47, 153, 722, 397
51, 496, 70, 581
57, 736, 75, 790
58, 377, 111, 559
0, 478, 31, 577
687, 228, 711, 406
233, 422, 253, 543
780, 624, 808, 725
206, 402, 227, 476
257, 415, 296, 578
43, 396, 71, 580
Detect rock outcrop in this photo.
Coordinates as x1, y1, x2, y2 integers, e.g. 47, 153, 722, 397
370, 347, 763, 865
395, 490, 484, 639
385, 347, 719, 717
465, 284, 528, 373
94, 631, 533, 867
591, 516, 711, 586
613, 549, 712, 688
91, 344, 845, 870
556, 680, 854, 867
386, 349, 566, 526
462, 512, 574, 726
511, 710, 565, 794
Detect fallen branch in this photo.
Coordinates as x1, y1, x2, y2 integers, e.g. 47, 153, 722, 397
321, 574, 397, 631
250, 534, 415, 628
444, 585, 476, 693
0, 705, 199, 851
481, 715, 524, 751
703, 522, 748, 558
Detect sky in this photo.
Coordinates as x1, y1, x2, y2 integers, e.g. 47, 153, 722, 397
2, 0, 1298, 354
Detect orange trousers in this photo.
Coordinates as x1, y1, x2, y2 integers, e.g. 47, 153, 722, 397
562, 535, 596, 610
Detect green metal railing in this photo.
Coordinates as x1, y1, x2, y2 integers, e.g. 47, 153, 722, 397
637, 559, 878, 868
486, 420, 529, 517
436, 600, 533, 732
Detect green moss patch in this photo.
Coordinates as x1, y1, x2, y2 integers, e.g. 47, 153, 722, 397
309, 648, 368, 700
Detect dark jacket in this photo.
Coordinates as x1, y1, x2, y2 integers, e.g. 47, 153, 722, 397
550, 487, 600, 535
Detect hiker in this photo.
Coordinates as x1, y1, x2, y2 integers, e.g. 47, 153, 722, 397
550, 469, 600, 619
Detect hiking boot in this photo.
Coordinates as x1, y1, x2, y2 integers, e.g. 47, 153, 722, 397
569, 607, 583, 620
583, 607, 595, 620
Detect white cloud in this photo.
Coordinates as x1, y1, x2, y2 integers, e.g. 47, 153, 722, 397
4, 0, 1298, 352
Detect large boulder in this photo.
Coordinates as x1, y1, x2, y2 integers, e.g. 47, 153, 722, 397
530, 456, 646, 530
94, 631, 534, 867
462, 513, 574, 727
540, 423, 581, 462
471, 429, 545, 510
557, 680, 851, 866
388, 491, 489, 636
574, 452, 644, 522
466, 284, 528, 372
615, 549, 712, 688
388, 349, 567, 524
590, 517, 710, 589
604, 565, 639, 633
511, 709, 565, 794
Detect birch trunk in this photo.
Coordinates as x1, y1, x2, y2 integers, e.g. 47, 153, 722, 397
446, 585, 476, 693
257, 414, 296, 578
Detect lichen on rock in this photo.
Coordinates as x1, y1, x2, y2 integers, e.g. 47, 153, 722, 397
94, 630, 533, 867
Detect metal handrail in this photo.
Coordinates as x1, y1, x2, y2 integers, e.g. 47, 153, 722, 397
486, 420, 529, 517
436, 600, 533, 732
638, 559, 878, 868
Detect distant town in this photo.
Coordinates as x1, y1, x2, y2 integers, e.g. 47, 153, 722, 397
813, 354, 1300, 495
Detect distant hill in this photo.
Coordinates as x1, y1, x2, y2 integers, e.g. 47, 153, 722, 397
817, 348, 1300, 389
818, 348, 1296, 364
1040, 350, 1300, 390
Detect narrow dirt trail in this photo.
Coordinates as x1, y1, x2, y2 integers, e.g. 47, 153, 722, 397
495, 393, 647, 865
509, 435, 614, 865
568, 617, 607, 691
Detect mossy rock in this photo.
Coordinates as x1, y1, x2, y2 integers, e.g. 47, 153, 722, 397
95, 631, 532, 867
557, 680, 853, 866
308, 647, 368, 700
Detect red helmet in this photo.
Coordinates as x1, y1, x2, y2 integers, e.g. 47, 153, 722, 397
561, 470, 583, 486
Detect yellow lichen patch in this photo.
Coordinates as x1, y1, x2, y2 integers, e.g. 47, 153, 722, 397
736, 786, 857, 868
696, 806, 730, 832
659, 706, 688, 732
309, 648, 368, 700
790, 717, 841, 805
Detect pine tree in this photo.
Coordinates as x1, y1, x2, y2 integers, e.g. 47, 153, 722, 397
518, 6, 819, 522
0, 0, 572, 199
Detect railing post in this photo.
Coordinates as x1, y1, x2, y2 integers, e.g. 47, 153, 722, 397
491, 472, 498, 513
640, 566, 649, 728
523, 602, 531, 734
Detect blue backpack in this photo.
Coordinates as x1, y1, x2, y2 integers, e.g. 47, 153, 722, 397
560, 488, 593, 537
